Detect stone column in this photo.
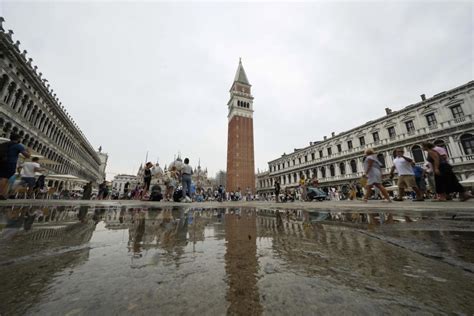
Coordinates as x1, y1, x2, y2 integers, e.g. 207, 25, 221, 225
448, 135, 463, 157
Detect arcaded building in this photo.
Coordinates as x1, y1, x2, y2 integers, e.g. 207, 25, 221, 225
257, 81, 474, 196
0, 18, 104, 184
226, 59, 256, 193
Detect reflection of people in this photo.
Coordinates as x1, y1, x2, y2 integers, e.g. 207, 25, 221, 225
78, 205, 89, 222
0, 133, 31, 200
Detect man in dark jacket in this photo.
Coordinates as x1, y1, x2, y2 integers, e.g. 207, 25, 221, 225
0, 133, 30, 199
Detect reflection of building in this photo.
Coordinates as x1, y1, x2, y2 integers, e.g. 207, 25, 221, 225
226, 59, 256, 194
0, 206, 96, 315
224, 212, 261, 314
257, 81, 474, 196
0, 19, 102, 183
112, 174, 138, 194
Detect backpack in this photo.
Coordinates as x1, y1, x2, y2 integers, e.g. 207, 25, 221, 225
0, 141, 12, 164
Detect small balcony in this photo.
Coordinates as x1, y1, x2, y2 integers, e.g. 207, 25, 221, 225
454, 116, 466, 123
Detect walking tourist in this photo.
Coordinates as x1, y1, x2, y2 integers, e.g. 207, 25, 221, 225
20, 157, 45, 195
422, 142, 471, 201
218, 184, 224, 202
424, 162, 436, 197
0, 133, 31, 200
310, 175, 319, 187
124, 181, 130, 199
362, 148, 391, 202
390, 148, 424, 201
413, 164, 427, 198
246, 187, 252, 201
98, 181, 109, 200
165, 167, 178, 201
274, 179, 281, 203
82, 182, 92, 200
181, 158, 193, 199
299, 175, 307, 201
142, 162, 153, 198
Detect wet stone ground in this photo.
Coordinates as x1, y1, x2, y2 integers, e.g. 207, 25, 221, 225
0, 205, 473, 315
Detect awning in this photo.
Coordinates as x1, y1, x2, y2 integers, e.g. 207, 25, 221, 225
26, 149, 61, 166
47, 174, 80, 180
460, 176, 474, 186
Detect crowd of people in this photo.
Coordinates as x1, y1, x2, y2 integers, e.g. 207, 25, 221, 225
361, 144, 471, 202
1, 133, 471, 203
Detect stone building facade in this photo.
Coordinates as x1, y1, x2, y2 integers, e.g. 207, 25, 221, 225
257, 81, 474, 196
226, 59, 256, 193
112, 174, 138, 195
0, 18, 102, 183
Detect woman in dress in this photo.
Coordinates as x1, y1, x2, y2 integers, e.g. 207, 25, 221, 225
422, 142, 471, 201
362, 148, 391, 202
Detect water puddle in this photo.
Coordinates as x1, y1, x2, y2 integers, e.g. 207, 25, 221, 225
0, 205, 473, 315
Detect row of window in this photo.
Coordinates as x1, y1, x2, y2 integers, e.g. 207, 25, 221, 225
237, 100, 250, 108
0, 72, 100, 170
269, 135, 473, 174
270, 106, 467, 172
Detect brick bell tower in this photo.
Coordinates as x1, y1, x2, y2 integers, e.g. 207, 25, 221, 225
226, 58, 256, 194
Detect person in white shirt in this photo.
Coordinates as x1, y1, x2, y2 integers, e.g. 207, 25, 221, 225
390, 148, 423, 201
20, 157, 45, 190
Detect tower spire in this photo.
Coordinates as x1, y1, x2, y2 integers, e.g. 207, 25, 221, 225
234, 58, 250, 85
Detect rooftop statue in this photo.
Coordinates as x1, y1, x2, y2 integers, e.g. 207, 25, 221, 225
6, 30, 13, 42
21, 50, 27, 59
27, 58, 33, 67
0, 17, 5, 32
14, 40, 20, 51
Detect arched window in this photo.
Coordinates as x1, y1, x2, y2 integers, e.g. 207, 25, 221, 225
461, 134, 474, 155
350, 159, 357, 173
237, 100, 241, 107
320, 167, 326, 178
0, 74, 8, 92
377, 153, 386, 168
434, 139, 448, 155
329, 165, 335, 177
434, 139, 446, 148
11, 89, 22, 110
293, 173, 297, 183
339, 162, 345, 175
4, 82, 16, 103
411, 145, 424, 163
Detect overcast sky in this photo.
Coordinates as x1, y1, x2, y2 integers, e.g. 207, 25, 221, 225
1, 1, 472, 179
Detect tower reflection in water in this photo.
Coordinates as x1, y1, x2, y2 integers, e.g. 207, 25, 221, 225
224, 209, 262, 315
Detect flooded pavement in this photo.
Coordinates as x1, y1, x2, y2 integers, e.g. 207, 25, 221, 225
0, 205, 473, 315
